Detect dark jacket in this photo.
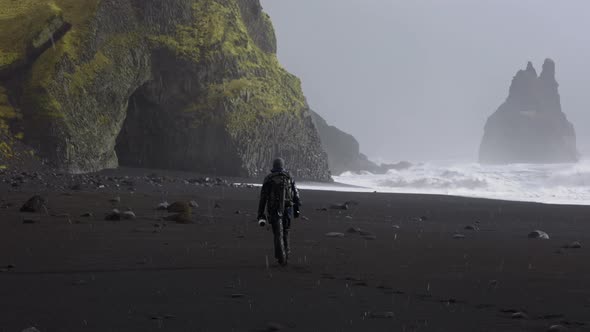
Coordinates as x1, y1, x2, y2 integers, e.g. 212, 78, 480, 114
258, 169, 301, 219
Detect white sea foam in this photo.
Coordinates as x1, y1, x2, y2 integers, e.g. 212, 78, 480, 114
301, 160, 590, 205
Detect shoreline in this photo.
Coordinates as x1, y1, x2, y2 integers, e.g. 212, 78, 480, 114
307, 186, 590, 207
3, 164, 588, 207
298, 182, 590, 207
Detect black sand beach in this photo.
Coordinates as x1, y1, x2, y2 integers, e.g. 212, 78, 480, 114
1, 169, 589, 332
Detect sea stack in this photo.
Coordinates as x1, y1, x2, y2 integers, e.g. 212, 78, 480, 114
479, 59, 578, 164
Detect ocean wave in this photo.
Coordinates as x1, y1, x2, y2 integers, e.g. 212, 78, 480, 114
332, 160, 590, 205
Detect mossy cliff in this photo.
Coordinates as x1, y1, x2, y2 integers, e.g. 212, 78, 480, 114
0, 0, 331, 180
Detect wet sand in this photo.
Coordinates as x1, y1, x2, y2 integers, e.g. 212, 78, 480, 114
1, 169, 590, 331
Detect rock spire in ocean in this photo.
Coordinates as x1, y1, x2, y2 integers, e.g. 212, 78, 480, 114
479, 59, 578, 164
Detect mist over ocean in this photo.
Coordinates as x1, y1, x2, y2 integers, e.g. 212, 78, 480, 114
301, 160, 590, 205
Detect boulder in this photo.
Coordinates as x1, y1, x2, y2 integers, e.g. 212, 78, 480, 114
168, 201, 191, 214
122, 210, 136, 220
480, 59, 578, 164
105, 209, 121, 221
564, 241, 581, 249
528, 230, 550, 240
20, 195, 46, 213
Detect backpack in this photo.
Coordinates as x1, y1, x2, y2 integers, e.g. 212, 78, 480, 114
268, 172, 293, 211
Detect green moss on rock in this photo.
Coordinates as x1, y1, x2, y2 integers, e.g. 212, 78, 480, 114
0, 50, 19, 70
0, 85, 15, 159
160, 0, 308, 135
0, 0, 331, 180
0, 0, 75, 73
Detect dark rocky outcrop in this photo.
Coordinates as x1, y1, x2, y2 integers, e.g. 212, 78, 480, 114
0, 0, 330, 181
311, 110, 410, 175
480, 59, 578, 164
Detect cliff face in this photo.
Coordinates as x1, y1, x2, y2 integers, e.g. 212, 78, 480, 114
0, 0, 331, 181
311, 110, 410, 175
479, 59, 578, 164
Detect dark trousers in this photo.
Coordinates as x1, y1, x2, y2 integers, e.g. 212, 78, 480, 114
270, 207, 292, 263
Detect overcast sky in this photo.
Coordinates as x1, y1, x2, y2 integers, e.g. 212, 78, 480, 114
260, 0, 590, 162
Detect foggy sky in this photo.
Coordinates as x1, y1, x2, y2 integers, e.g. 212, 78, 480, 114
260, 0, 590, 162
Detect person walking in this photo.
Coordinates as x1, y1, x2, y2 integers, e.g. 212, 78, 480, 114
257, 158, 301, 266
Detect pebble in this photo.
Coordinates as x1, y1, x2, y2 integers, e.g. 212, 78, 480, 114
80, 212, 93, 217
528, 230, 550, 240
265, 322, 284, 331
0, 264, 16, 273
71, 279, 88, 286
21, 328, 40, 332
109, 196, 121, 204
464, 225, 479, 231
547, 324, 568, 332
122, 210, 136, 220
368, 311, 394, 319
330, 203, 349, 210
453, 233, 465, 239
189, 200, 199, 208
511, 311, 528, 319
565, 241, 581, 249
22, 217, 40, 224
346, 227, 361, 234
325, 232, 345, 238
157, 202, 170, 210
105, 209, 121, 221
